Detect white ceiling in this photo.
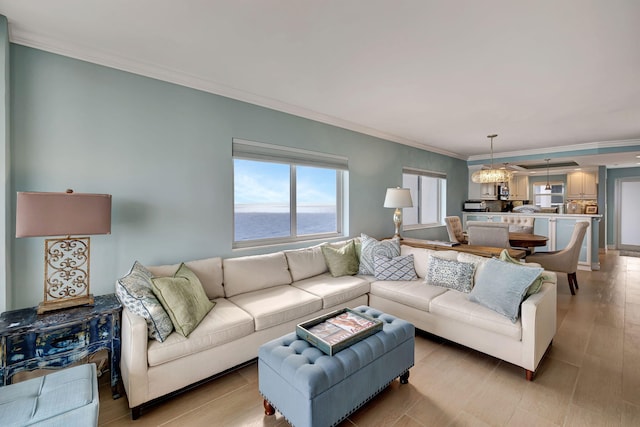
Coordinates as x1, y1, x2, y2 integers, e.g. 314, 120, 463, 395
2, 0, 640, 167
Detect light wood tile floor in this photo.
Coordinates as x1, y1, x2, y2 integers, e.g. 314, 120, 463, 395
98, 252, 640, 426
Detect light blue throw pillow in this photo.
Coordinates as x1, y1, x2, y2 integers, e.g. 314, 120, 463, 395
468, 258, 544, 323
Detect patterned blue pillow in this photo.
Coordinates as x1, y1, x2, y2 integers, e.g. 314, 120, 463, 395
358, 234, 400, 275
425, 255, 476, 293
469, 258, 544, 323
374, 254, 418, 281
116, 261, 174, 342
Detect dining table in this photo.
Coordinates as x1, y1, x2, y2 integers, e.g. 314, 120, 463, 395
508, 232, 549, 248
460, 231, 548, 249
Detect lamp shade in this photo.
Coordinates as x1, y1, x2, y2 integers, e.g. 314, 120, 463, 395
383, 188, 413, 208
16, 191, 112, 237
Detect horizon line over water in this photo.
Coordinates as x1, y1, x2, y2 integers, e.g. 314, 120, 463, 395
235, 203, 336, 213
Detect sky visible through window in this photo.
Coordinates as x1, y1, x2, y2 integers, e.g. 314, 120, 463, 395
234, 159, 338, 240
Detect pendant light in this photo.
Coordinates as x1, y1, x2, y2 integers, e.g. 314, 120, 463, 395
544, 158, 552, 190
471, 134, 513, 183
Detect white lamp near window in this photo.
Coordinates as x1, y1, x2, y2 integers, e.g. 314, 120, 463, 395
383, 187, 413, 239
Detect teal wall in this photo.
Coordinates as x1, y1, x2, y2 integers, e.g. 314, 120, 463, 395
0, 17, 9, 312
605, 167, 640, 247
6, 44, 467, 309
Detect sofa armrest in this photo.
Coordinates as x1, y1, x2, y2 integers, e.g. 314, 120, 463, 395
120, 307, 150, 408
520, 272, 557, 372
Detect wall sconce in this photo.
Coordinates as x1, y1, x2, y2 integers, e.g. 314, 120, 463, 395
383, 187, 413, 239
16, 190, 112, 314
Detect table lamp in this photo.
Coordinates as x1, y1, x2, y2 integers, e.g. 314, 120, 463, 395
16, 190, 112, 314
383, 187, 413, 239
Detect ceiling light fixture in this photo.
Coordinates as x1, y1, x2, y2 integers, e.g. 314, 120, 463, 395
544, 159, 551, 191
471, 134, 513, 183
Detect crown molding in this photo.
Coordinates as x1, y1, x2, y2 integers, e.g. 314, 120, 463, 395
467, 139, 640, 162
9, 29, 466, 160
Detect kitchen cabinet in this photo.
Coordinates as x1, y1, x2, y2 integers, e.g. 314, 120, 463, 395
567, 171, 597, 199
508, 175, 529, 200
480, 183, 497, 200
465, 214, 495, 223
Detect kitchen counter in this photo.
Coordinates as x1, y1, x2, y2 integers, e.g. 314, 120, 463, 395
462, 212, 602, 270
489, 212, 602, 219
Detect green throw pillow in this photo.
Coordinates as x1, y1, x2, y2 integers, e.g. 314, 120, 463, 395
152, 263, 215, 337
321, 240, 359, 277
499, 249, 549, 298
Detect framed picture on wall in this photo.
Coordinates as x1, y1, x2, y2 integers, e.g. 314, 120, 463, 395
585, 205, 598, 214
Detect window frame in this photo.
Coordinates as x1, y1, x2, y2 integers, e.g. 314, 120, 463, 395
402, 167, 447, 230
533, 181, 565, 208
232, 138, 347, 248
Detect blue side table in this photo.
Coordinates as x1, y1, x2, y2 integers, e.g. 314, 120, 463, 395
0, 293, 122, 399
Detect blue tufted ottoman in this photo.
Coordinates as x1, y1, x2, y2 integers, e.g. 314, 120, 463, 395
0, 363, 99, 427
259, 306, 414, 427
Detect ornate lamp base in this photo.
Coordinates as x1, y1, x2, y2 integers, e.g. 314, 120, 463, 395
38, 236, 95, 314
38, 294, 95, 314
392, 208, 403, 239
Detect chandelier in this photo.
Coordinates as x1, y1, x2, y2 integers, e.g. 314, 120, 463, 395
471, 134, 513, 184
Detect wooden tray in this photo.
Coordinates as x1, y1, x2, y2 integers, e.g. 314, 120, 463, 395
296, 308, 383, 356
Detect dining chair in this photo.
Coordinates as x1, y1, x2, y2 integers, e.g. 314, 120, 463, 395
444, 216, 466, 244
466, 221, 510, 248
501, 216, 535, 233
526, 221, 589, 295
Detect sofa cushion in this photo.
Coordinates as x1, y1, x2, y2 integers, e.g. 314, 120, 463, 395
151, 263, 215, 337
374, 254, 417, 281
358, 234, 400, 275
284, 245, 328, 281
321, 240, 359, 277
369, 280, 449, 312
468, 259, 544, 323
228, 285, 323, 331
291, 272, 370, 308
223, 252, 292, 297
147, 298, 255, 366
429, 290, 522, 340
425, 255, 476, 293
147, 257, 225, 299
400, 245, 458, 278
116, 261, 174, 342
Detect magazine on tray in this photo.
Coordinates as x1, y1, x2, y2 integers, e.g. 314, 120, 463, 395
303, 310, 378, 346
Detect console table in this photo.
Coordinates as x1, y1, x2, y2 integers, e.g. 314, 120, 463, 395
0, 293, 122, 399
400, 237, 527, 260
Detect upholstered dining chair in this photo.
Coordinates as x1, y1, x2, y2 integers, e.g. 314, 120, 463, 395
466, 221, 510, 248
526, 221, 589, 295
444, 216, 466, 244
501, 216, 535, 234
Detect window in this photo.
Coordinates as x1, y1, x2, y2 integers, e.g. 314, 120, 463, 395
533, 183, 565, 208
402, 168, 447, 228
232, 139, 347, 247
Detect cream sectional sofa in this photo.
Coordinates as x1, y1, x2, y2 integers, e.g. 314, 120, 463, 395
368, 245, 557, 381
119, 240, 557, 419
